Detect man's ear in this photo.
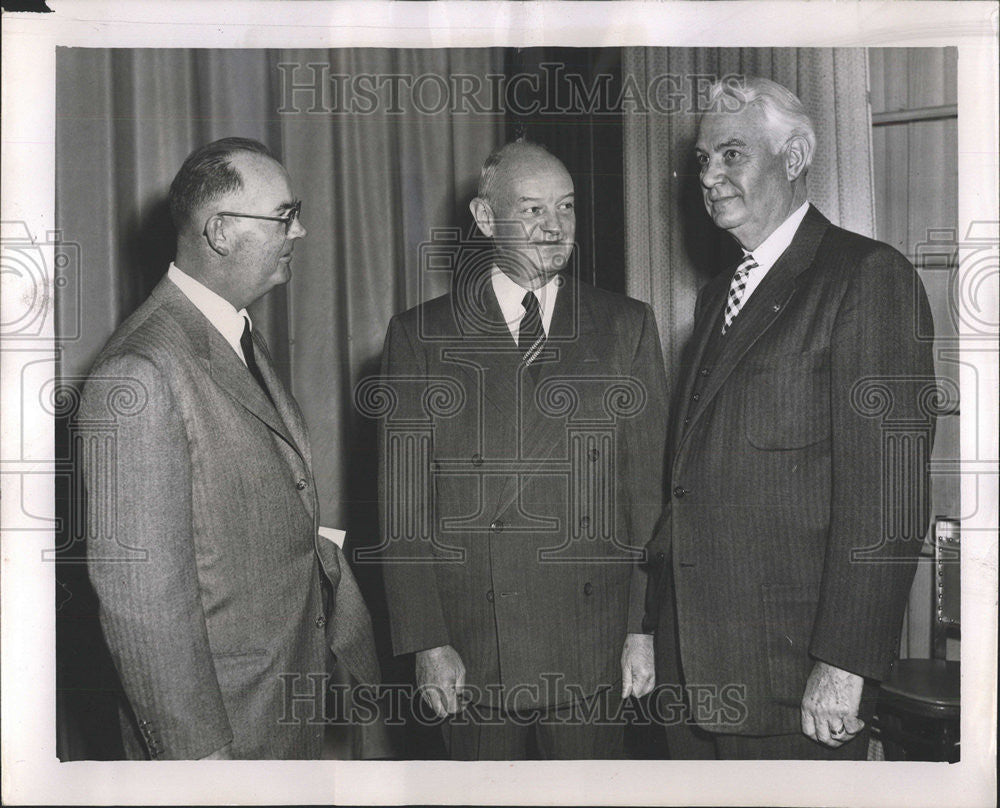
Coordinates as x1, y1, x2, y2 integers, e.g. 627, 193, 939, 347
469, 197, 495, 238
203, 215, 231, 257
784, 135, 809, 181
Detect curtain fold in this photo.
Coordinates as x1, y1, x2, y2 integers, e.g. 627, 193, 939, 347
622, 47, 874, 401
57, 46, 504, 529
55, 47, 504, 760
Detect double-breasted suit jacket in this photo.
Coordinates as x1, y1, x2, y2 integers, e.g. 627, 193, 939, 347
80, 276, 378, 759
378, 273, 668, 713
650, 205, 937, 735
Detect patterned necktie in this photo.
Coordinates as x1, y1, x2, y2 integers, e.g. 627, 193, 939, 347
240, 317, 275, 406
518, 291, 545, 366
722, 253, 758, 334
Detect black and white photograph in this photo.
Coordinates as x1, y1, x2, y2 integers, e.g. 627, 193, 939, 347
1, 2, 996, 806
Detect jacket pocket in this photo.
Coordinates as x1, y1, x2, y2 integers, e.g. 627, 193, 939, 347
760, 584, 817, 709
744, 350, 830, 449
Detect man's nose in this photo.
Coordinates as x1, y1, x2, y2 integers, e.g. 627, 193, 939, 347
540, 211, 562, 235
288, 217, 307, 239
701, 157, 725, 188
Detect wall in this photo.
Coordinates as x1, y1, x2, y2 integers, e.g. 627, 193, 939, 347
869, 47, 959, 660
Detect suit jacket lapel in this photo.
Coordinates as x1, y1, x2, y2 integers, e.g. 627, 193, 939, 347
252, 333, 311, 467
520, 275, 593, 457
470, 281, 524, 426
676, 205, 830, 455
493, 276, 599, 519
151, 277, 302, 457
671, 277, 728, 457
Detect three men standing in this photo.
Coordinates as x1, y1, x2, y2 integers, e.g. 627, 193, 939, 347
81, 76, 936, 763
651, 77, 936, 759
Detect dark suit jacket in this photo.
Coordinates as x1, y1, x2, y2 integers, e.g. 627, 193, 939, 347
651, 206, 937, 735
80, 276, 378, 759
378, 274, 668, 712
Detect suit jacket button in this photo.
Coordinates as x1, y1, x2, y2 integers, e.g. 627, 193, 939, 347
656, 550, 665, 561
486, 590, 494, 602
587, 448, 600, 462
699, 368, 710, 377
691, 392, 700, 401
296, 478, 307, 490
315, 615, 327, 628
471, 453, 483, 466
583, 582, 593, 596
772, 302, 782, 312
490, 519, 504, 533
683, 417, 691, 426
673, 486, 686, 499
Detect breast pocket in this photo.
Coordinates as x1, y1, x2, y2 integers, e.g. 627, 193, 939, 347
744, 350, 830, 449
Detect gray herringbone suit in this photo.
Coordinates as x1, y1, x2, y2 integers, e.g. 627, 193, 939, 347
81, 277, 378, 760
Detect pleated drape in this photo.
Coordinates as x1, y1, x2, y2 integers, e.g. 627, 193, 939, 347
56, 47, 504, 533
621, 48, 874, 401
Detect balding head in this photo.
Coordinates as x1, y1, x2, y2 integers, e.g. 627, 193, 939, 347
470, 141, 576, 288
168, 137, 275, 235
477, 141, 568, 208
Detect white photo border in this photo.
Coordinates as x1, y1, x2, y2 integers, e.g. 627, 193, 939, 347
2, 2, 996, 806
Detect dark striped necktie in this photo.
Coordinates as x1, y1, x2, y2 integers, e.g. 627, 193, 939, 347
519, 291, 545, 366
240, 317, 275, 406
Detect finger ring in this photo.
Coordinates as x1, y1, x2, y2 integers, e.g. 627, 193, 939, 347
832, 725, 847, 736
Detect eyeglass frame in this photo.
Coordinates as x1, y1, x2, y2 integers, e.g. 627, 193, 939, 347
203, 200, 302, 236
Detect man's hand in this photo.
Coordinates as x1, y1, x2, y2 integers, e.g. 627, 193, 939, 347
621, 633, 655, 699
801, 660, 865, 747
415, 644, 466, 718
200, 742, 234, 759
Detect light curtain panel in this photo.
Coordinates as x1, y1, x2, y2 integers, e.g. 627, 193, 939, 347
56, 48, 506, 532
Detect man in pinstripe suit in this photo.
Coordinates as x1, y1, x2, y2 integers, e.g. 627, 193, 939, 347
649, 77, 937, 759
380, 142, 667, 759
81, 138, 378, 759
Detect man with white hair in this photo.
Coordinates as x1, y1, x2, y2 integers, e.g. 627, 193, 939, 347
648, 77, 937, 759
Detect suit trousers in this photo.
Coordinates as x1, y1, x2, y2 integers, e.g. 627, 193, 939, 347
653, 563, 721, 760
442, 692, 625, 760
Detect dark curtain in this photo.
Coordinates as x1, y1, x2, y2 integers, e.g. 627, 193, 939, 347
54, 46, 636, 760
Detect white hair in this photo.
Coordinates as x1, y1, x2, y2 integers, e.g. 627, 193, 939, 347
706, 76, 816, 169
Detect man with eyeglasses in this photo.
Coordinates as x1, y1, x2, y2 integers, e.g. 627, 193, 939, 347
80, 137, 378, 759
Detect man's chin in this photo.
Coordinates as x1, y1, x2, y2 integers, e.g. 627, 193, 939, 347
274, 260, 292, 283
496, 248, 568, 283
708, 209, 744, 233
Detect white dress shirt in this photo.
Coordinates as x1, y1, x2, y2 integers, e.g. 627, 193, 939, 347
167, 263, 251, 366
490, 267, 561, 344
739, 201, 810, 307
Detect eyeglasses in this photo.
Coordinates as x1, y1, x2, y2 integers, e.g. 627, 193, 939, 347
205, 200, 302, 235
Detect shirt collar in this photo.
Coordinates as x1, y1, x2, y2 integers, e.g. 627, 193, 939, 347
746, 201, 810, 272
490, 266, 561, 337
167, 263, 250, 364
